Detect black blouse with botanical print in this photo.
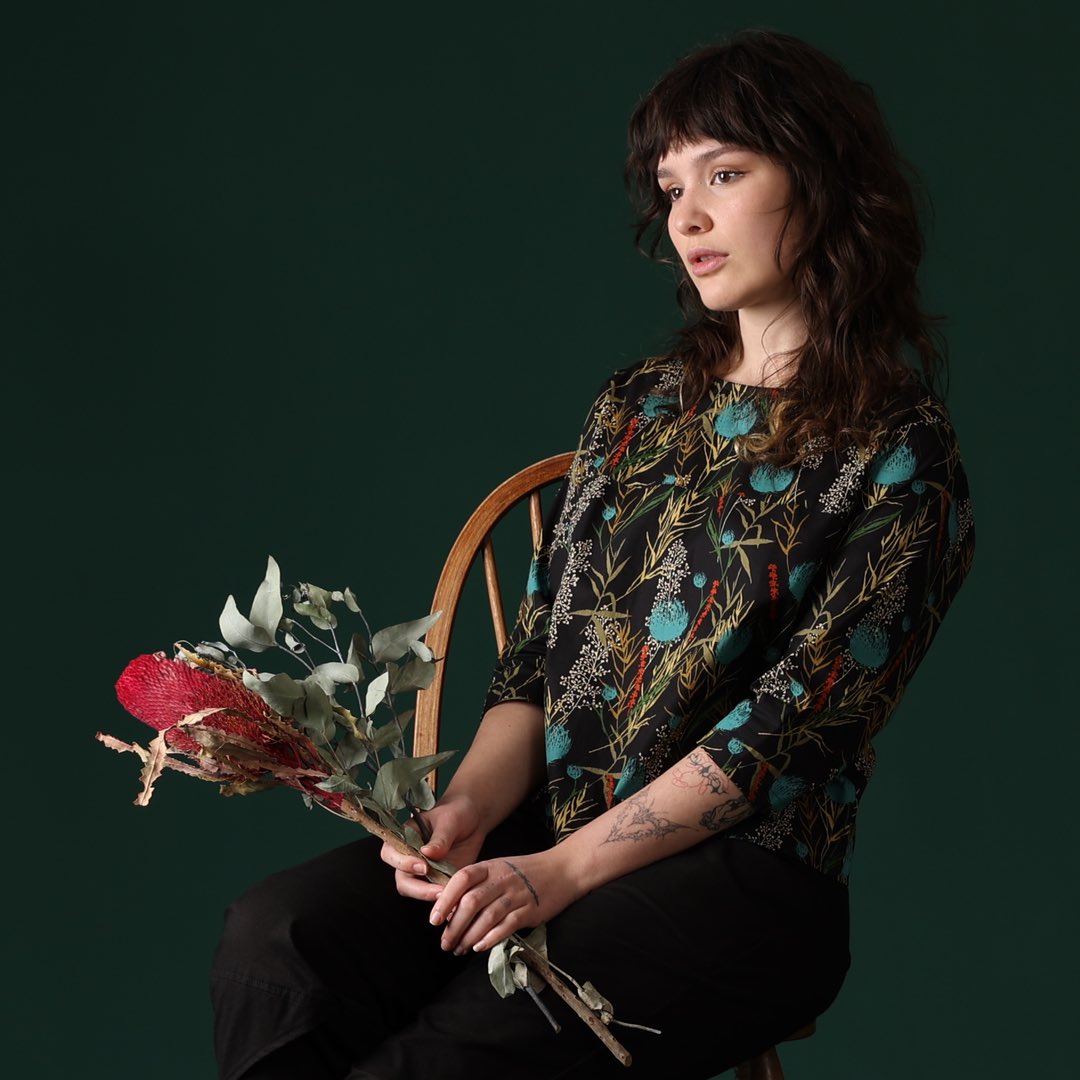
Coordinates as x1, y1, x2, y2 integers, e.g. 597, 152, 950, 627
483, 354, 975, 883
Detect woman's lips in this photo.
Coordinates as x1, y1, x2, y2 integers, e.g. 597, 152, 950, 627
690, 253, 728, 277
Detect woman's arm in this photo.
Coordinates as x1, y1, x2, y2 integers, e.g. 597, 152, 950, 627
429, 744, 752, 955
380, 699, 546, 900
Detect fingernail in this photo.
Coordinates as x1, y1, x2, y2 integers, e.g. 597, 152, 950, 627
413, 863, 427, 875
430, 910, 440, 925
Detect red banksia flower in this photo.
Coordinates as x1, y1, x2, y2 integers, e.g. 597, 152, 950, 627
116, 651, 282, 753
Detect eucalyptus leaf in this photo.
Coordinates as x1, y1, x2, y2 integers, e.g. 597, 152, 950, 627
219, 595, 275, 652
409, 639, 434, 662
407, 776, 437, 811
293, 601, 338, 631
371, 721, 405, 752
387, 655, 437, 694
370, 611, 442, 663
249, 555, 284, 638
283, 633, 306, 655
242, 671, 306, 717
309, 661, 360, 698
487, 940, 517, 998
343, 587, 361, 614
346, 632, 367, 671
371, 752, 455, 812
335, 731, 370, 769
295, 677, 335, 745
315, 774, 363, 795
364, 671, 390, 718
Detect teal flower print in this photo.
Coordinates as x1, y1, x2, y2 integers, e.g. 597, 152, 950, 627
643, 393, 679, 418
721, 529, 735, 545
789, 679, 805, 698
602, 505, 616, 521
545, 725, 571, 763
870, 444, 917, 485
769, 774, 808, 811
526, 557, 548, 596
693, 572, 707, 587
592, 454, 606, 468
714, 399, 760, 437
614, 757, 644, 799
602, 685, 618, 701
566, 764, 583, 780
825, 774, 857, 805
727, 737, 744, 754
649, 597, 689, 642
795, 841, 809, 859
749, 464, 795, 493
662, 473, 676, 485
849, 620, 890, 668
714, 623, 752, 664
911, 479, 926, 494
788, 561, 818, 602
714, 699, 753, 731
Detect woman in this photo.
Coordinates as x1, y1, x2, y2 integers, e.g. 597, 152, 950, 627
212, 28, 976, 1079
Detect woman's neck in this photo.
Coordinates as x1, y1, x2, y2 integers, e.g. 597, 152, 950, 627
725, 301, 807, 387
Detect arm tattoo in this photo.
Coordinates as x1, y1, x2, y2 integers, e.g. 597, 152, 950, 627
603, 793, 690, 844
503, 860, 540, 906
700, 795, 752, 832
679, 750, 754, 832
672, 749, 728, 797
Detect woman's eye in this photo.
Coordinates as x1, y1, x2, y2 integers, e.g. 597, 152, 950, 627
662, 170, 742, 203
711, 169, 741, 185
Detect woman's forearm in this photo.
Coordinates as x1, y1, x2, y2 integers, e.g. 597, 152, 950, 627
439, 699, 546, 835
556, 747, 755, 894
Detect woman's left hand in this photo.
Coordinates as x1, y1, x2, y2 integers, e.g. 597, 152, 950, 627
429, 848, 582, 956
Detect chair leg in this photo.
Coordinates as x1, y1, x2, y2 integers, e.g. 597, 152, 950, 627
734, 1046, 785, 1080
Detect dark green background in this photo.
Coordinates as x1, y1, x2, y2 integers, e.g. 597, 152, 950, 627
5, 2, 1074, 1076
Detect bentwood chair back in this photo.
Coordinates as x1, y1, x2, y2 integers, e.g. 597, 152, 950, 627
411, 451, 816, 1080
412, 452, 575, 779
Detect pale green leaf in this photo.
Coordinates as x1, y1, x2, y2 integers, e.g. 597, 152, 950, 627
295, 677, 335, 744
219, 595, 275, 652
242, 671, 305, 717
487, 940, 517, 998
370, 611, 442, 663
388, 655, 437, 694
343, 587, 361, 613
371, 752, 455, 812
364, 671, 390, 718
249, 555, 284, 637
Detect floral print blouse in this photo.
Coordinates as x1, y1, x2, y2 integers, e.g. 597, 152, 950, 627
482, 354, 976, 882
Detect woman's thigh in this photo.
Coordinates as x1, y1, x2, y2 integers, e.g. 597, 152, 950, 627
349, 836, 850, 1080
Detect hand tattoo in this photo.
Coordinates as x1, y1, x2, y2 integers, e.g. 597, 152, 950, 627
503, 860, 540, 906
603, 793, 689, 844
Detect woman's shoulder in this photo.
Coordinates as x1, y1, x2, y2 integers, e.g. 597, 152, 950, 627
873, 371, 965, 459
595, 354, 682, 404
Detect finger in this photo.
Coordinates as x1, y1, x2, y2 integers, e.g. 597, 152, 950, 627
394, 873, 444, 903
430, 865, 486, 928
438, 876, 507, 952
446, 894, 520, 956
380, 841, 428, 877
470, 911, 524, 954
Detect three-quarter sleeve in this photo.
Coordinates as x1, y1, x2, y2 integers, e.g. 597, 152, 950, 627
697, 406, 977, 814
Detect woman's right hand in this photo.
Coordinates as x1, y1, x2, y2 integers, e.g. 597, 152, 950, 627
380, 793, 487, 903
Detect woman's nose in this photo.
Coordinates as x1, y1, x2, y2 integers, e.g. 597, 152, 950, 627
671, 187, 712, 235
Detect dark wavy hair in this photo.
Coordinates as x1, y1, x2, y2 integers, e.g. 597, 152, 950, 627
624, 28, 948, 466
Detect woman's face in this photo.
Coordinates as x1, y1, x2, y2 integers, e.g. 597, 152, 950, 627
657, 137, 801, 315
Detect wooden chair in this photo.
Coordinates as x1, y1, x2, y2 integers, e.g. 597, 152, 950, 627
412, 453, 817, 1080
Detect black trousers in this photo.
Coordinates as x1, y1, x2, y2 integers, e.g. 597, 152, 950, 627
211, 809, 850, 1080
